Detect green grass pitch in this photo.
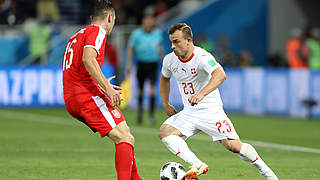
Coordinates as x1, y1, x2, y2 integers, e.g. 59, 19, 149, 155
0, 108, 319, 180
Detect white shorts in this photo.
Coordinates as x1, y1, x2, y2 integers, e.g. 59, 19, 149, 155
163, 106, 239, 141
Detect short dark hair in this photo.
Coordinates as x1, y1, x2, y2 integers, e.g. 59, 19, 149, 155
92, 0, 115, 20
168, 23, 193, 39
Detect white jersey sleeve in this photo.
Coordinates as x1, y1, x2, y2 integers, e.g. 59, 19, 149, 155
161, 55, 172, 78
199, 53, 221, 75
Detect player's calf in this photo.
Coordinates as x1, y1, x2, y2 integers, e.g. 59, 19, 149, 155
221, 139, 242, 153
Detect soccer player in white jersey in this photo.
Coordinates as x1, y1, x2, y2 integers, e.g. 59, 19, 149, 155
158, 23, 278, 180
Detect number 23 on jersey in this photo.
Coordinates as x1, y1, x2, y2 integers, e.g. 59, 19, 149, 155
182, 82, 195, 95
216, 120, 232, 134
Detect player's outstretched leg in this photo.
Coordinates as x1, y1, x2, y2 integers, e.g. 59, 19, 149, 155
160, 134, 209, 179
222, 139, 278, 180
237, 142, 278, 180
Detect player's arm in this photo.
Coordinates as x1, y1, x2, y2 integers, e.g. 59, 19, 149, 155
160, 73, 177, 116
188, 67, 226, 106
82, 47, 122, 106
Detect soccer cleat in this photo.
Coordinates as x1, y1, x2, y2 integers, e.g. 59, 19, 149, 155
185, 164, 209, 179
262, 170, 279, 180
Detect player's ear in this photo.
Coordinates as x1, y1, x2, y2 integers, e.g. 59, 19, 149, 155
108, 13, 112, 23
187, 37, 192, 43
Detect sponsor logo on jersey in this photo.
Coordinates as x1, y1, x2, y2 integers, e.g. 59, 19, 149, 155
181, 68, 186, 73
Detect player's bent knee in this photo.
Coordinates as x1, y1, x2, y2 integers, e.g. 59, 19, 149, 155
158, 125, 170, 139
119, 132, 135, 145
158, 130, 165, 140
159, 124, 182, 140
108, 128, 135, 145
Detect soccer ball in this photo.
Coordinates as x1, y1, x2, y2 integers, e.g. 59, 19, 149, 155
160, 162, 186, 180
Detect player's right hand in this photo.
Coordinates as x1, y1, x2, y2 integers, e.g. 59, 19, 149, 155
163, 104, 177, 116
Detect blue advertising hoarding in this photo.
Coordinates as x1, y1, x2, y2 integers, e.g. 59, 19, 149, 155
0, 66, 319, 119
0, 65, 114, 107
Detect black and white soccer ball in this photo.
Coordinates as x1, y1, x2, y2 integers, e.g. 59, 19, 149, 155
160, 162, 186, 180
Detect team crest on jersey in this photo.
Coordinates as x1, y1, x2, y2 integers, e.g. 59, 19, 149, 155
191, 68, 198, 77
191, 68, 196, 74
112, 109, 121, 118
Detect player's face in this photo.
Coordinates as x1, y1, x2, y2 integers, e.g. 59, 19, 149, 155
169, 30, 190, 57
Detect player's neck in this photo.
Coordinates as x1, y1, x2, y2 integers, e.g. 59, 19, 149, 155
180, 45, 195, 61
92, 21, 108, 33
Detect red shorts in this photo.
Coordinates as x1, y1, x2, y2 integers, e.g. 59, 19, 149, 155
64, 92, 125, 138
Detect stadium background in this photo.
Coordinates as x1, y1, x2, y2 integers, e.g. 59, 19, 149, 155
0, 0, 320, 180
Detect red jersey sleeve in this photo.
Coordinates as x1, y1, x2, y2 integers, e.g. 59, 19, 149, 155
84, 25, 107, 55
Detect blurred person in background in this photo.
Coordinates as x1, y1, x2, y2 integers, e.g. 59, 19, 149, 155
15, 0, 37, 24
214, 34, 231, 63
268, 52, 287, 67
28, 18, 51, 64
222, 51, 236, 67
0, 0, 11, 24
126, 14, 163, 125
0, 0, 36, 25
286, 27, 309, 68
306, 28, 320, 70
154, 0, 168, 17
37, 0, 60, 22
238, 50, 254, 67
62, 1, 142, 179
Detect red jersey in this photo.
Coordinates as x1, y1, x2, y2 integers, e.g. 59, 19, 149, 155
62, 25, 107, 100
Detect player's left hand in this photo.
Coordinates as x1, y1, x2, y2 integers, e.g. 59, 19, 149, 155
188, 93, 205, 106
104, 76, 124, 106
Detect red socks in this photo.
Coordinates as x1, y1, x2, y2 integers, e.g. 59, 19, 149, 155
115, 142, 141, 180
131, 154, 141, 180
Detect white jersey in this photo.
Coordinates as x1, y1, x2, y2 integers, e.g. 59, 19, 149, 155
161, 46, 223, 110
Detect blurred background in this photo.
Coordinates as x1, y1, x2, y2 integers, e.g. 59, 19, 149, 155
0, 0, 320, 119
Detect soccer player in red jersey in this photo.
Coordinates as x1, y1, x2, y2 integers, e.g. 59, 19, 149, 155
62, 1, 141, 179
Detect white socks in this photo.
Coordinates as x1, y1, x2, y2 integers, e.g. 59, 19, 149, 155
162, 136, 272, 176
161, 135, 203, 167
237, 143, 271, 174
